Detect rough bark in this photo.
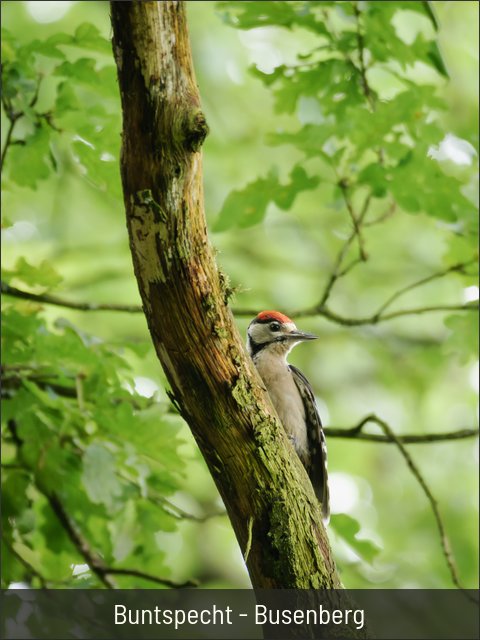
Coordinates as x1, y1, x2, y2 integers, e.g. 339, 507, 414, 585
110, 0, 341, 590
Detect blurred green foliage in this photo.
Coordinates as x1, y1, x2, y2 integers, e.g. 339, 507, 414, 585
1, 0, 478, 590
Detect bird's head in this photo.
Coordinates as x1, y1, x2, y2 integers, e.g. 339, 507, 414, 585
247, 310, 317, 357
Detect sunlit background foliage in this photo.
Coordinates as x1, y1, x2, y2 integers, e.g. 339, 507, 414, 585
1, 1, 478, 590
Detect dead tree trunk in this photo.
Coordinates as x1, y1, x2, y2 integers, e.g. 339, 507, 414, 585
110, 0, 340, 590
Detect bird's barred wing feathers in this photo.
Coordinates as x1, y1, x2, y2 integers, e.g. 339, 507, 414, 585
289, 364, 330, 523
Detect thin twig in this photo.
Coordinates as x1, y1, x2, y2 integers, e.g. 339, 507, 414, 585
1, 74, 45, 171
317, 192, 373, 307
116, 467, 227, 522
156, 496, 227, 522
104, 568, 197, 588
374, 259, 478, 317
367, 303, 479, 324
324, 426, 479, 444
318, 241, 356, 309
3, 538, 48, 588
283, 302, 478, 324
292, 302, 478, 323
29, 74, 43, 109
352, 1, 375, 110
337, 256, 362, 278
3, 375, 476, 447
45, 492, 199, 588
3, 281, 478, 325
7, 419, 195, 589
1, 370, 157, 411
338, 179, 368, 261
1, 281, 142, 313
321, 4, 374, 112
363, 200, 396, 227
352, 414, 476, 601
1, 371, 78, 399
45, 493, 116, 589
0, 112, 21, 172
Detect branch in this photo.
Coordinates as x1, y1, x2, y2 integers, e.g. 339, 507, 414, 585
321, 3, 374, 112
317, 192, 373, 308
0, 110, 21, 172
363, 200, 397, 227
367, 303, 479, 324
352, 414, 476, 601
4, 280, 477, 326
5, 423, 113, 589
154, 495, 227, 522
1, 372, 78, 399
22, 492, 197, 589
1, 281, 142, 313
1, 75, 43, 171
104, 568, 197, 588
325, 425, 479, 444
45, 493, 116, 589
7, 419, 195, 590
352, 1, 375, 110
3, 538, 48, 588
374, 259, 478, 317
235, 302, 478, 323
1, 368, 156, 412
338, 179, 368, 262
116, 467, 227, 522
45, 488, 198, 588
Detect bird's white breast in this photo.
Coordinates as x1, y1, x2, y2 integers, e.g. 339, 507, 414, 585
253, 349, 309, 463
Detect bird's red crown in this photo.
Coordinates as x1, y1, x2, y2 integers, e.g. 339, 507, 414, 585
255, 310, 293, 324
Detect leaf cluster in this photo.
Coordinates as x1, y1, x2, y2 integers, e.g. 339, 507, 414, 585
2, 23, 120, 194
215, 1, 477, 242
2, 260, 185, 588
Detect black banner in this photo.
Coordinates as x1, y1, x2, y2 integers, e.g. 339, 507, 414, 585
1, 589, 478, 640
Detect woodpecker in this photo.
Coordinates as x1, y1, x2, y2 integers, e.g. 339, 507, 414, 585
247, 310, 329, 523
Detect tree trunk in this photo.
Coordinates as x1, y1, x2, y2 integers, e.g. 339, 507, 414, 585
110, 0, 340, 591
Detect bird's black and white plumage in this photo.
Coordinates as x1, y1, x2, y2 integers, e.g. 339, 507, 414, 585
247, 310, 329, 523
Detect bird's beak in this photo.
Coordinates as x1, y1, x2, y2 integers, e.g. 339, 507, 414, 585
287, 330, 318, 341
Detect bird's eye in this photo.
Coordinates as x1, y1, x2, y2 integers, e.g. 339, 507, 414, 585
270, 322, 281, 332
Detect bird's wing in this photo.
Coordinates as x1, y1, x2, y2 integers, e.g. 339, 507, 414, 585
289, 364, 330, 523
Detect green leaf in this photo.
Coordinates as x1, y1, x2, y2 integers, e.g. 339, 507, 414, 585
2, 307, 42, 364
214, 165, 319, 231
425, 41, 449, 78
278, 164, 320, 207
7, 125, 54, 189
1, 28, 16, 64
25, 37, 67, 60
267, 124, 334, 158
3, 257, 63, 291
358, 163, 388, 197
216, 1, 329, 34
444, 312, 479, 364
364, 5, 446, 78
82, 442, 123, 512
53, 59, 117, 98
390, 148, 477, 221
420, 1, 439, 31
54, 80, 81, 114
108, 500, 138, 562
72, 23, 112, 54
330, 513, 381, 563
1, 470, 32, 540
214, 170, 279, 231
